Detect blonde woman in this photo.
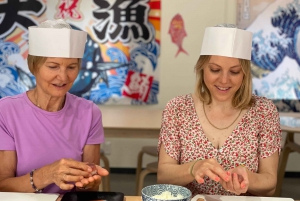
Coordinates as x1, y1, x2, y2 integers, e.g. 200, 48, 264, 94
157, 24, 281, 196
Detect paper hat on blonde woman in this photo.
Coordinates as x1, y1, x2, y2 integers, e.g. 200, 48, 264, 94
200, 25, 253, 60
28, 19, 87, 58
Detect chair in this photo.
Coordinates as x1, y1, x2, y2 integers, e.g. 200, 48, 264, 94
274, 131, 300, 197
100, 150, 110, 191
135, 146, 158, 195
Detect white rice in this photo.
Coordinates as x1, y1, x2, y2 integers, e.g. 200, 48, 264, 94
152, 191, 183, 200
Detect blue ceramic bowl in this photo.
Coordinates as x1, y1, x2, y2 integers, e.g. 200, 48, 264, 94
141, 184, 192, 201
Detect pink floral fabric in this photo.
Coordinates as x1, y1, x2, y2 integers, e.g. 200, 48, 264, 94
158, 94, 281, 196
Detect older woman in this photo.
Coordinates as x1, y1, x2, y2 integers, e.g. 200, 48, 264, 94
0, 19, 108, 194
157, 24, 281, 196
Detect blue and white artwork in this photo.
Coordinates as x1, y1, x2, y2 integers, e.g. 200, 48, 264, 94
240, 0, 300, 111
0, 40, 35, 98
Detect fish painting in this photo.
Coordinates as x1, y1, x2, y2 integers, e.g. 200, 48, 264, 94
168, 13, 188, 57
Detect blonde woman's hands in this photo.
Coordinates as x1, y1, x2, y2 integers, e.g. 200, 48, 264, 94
75, 165, 109, 190
220, 165, 249, 195
43, 158, 93, 190
191, 158, 230, 184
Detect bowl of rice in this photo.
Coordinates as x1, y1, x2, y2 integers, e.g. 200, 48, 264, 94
141, 184, 192, 201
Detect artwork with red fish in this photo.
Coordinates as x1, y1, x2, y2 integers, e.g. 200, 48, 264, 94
168, 13, 188, 57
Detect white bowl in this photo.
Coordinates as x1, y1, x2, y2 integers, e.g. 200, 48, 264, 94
141, 184, 192, 201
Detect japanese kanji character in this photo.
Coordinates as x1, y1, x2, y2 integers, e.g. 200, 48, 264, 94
93, 0, 152, 43
0, 0, 46, 38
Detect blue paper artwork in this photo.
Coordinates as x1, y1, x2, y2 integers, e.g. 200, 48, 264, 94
246, 0, 300, 111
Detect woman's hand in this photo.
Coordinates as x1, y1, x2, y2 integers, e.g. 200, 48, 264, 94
75, 165, 109, 190
192, 158, 230, 184
43, 158, 93, 190
220, 165, 249, 195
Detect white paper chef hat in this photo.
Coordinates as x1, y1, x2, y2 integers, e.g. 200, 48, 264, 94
200, 24, 253, 60
28, 19, 87, 58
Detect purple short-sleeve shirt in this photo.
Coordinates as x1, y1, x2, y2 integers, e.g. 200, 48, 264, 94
0, 92, 105, 193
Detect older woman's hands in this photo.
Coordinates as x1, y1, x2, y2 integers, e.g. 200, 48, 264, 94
43, 158, 93, 190
220, 165, 249, 195
75, 165, 109, 190
192, 158, 230, 184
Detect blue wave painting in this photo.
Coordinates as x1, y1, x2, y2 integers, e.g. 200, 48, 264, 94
247, 0, 300, 111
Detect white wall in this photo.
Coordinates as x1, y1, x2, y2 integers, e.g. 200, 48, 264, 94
101, 0, 300, 172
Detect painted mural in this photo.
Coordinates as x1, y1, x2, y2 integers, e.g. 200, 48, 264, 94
0, 0, 161, 105
237, 0, 300, 112
168, 13, 188, 57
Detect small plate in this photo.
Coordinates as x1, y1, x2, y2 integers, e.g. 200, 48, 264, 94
191, 195, 294, 201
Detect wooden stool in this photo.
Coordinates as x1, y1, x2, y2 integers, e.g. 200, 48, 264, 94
274, 131, 300, 197
100, 151, 110, 191
135, 146, 158, 195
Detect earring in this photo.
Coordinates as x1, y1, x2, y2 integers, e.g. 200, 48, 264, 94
201, 86, 204, 93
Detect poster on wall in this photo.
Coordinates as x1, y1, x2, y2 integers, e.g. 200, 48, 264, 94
237, 0, 300, 111
168, 13, 188, 57
0, 0, 161, 105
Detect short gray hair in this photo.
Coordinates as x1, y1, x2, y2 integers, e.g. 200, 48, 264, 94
38, 19, 72, 29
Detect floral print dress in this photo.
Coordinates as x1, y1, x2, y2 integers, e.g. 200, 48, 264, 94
158, 94, 281, 196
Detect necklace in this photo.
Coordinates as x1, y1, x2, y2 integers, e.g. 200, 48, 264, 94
203, 103, 242, 130
34, 91, 41, 108
33, 91, 64, 111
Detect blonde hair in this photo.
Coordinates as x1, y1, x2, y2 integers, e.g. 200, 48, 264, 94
27, 54, 82, 75
194, 55, 254, 109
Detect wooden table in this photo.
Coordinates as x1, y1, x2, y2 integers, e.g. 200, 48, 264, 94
274, 113, 300, 197
125, 196, 142, 201
101, 107, 163, 138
